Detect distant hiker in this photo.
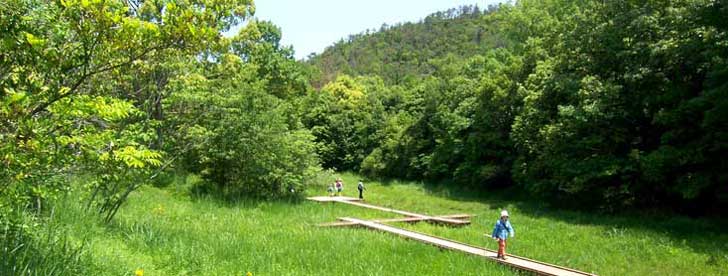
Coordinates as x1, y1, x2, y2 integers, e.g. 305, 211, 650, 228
335, 179, 343, 196
357, 180, 365, 200
491, 210, 514, 260
328, 184, 335, 197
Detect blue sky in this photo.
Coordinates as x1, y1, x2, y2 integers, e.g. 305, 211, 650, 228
232, 0, 508, 60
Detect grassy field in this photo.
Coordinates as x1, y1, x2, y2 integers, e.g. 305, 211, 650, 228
49, 172, 728, 275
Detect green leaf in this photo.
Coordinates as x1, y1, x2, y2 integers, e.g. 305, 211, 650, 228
24, 32, 45, 47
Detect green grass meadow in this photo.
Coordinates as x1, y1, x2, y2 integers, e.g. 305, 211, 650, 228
47, 172, 728, 275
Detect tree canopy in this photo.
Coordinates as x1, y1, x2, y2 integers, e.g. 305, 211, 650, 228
304, 0, 728, 214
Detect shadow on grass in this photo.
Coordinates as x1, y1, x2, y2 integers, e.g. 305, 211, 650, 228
360, 175, 425, 187
186, 186, 306, 209
161, 171, 307, 209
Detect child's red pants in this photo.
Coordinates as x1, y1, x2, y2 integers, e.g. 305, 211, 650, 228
497, 238, 506, 257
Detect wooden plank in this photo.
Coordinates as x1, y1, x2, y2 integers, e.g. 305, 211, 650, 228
319, 214, 472, 227
339, 217, 597, 276
333, 199, 470, 226
307, 196, 362, 202
307, 196, 469, 226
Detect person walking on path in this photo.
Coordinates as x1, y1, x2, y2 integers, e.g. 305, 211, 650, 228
357, 180, 366, 200
491, 210, 514, 260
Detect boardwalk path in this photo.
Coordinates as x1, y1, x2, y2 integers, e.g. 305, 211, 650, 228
308, 196, 469, 226
340, 217, 596, 276
308, 196, 597, 275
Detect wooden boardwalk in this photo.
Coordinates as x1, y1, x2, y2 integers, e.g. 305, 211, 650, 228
319, 214, 472, 227
340, 217, 597, 276
309, 196, 596, 275
308, 196, 469, 226
307, 196, 362, 202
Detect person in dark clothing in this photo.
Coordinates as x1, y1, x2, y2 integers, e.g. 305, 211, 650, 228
357, 180, 365, 200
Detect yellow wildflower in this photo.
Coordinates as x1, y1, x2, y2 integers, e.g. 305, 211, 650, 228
135, 268, 144, 276
153, 204, 165, 215
246, 272, 253, 276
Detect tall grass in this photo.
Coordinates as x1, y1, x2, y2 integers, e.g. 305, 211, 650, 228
0, 210, 89, 275
51, 174, 516, 275
45, 172, 728, 275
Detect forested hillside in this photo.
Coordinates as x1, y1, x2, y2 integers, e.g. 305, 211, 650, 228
307, 5, 502, 86
304, 0, 728, 213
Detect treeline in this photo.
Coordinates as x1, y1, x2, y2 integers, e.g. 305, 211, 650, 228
304, 0, 728, 214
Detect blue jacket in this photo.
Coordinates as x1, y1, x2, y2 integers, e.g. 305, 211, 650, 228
492, 219, 514, 240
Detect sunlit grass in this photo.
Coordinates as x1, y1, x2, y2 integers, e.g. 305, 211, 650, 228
51, 172, 728, 275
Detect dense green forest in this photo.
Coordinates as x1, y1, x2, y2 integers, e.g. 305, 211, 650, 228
306, 0, 728, 213
1, 0, 727, 273
307, 4, 502, 86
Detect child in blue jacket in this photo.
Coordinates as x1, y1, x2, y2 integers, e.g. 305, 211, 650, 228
491, 210, 514, 260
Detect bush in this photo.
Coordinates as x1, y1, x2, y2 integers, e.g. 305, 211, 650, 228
167, 56, 320, 200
